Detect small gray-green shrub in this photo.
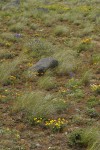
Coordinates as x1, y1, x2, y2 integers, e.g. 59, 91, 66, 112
68, 127, 100, 150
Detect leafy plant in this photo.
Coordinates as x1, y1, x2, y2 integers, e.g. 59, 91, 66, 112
45, 118, 68, 133
68, 129, 84, 147
92, 53, 100, 65
86, 108, 99, 118
87, 96, 100, 108
68, 127, 100, 150
77, 38, 93, 53
90, 84, 100, 94
66, 78, 81, 90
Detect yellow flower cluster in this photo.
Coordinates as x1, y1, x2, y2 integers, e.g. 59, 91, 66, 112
32, 117, 68, 132
45, 118, 68, 129
33, 117, 43, 124
5, 42, 12, 47
27, 62, 33, 67
10, 76, 16, 80
59, 87, 66, 93
81, 38, 92, 44
35, 33, 40, 37
91, 84, 100, 92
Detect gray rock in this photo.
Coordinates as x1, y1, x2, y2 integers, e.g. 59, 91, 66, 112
29, 57, 58, 75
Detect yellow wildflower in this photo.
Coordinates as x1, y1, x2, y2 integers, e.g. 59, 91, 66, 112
81, 38, 92, 44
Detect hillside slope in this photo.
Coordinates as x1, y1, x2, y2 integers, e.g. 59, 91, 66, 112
0, 0, 100, 149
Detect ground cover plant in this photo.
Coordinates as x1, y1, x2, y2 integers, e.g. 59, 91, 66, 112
0, 0, 100, 149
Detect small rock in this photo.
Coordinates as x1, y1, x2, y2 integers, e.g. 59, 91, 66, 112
65, 132, 68, 136
35, 143, 41, 147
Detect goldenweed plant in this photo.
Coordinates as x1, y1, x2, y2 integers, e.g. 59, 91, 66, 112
45, 118, 68, 133
90, 84, 100, 94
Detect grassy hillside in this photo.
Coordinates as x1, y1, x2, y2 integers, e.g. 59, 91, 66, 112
0, 0, 100, 149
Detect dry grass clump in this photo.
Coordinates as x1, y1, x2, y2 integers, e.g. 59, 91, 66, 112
25, 38, 56, 58
54, 25, 69, 36
1, 32, 19, 42
13, 91, 67, 118
43, 15, 57, 27
9, 22, 25, 32
0, 53, 26, 84
54, 49, 78, 75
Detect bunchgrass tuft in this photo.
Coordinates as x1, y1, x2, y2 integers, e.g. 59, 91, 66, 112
0, 53, 26, 84
38, 76, 57, 90
13, 91, 67, 118
9, 22, 25, 32
54, 25, 69, 36
54, 49, 78, 75
25, 38, 56, 58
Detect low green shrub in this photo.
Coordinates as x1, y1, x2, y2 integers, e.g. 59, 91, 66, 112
87, 96, 100, 108
68, 127, 100, 150
86, 108, 99, 118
